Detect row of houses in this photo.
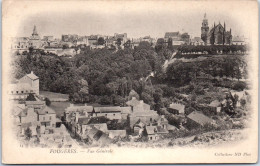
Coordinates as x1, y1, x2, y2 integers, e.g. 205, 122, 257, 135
11, 95, 76, 148
64, 97, 181, 141
9, 72, 76, 148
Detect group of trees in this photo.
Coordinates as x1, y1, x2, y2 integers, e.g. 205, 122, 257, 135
166, 55, 247, 86
177, 45, 248, 55
12, 39, 248, 115
12, 41, 168, 106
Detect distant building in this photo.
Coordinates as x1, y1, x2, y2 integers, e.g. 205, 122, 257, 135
29, 25, 43, 49
190, 37, 205, 46
168, 102, 185, 115
114, 33, 127, 44
8, 71, 39, 100
126, 97, 159, 128
43, 36, 54, 42
232, 35, 246, 45
11, 37, 30, 50
164, 31, 190, 45
93, 106, 122, 120
201, 13, 232, 45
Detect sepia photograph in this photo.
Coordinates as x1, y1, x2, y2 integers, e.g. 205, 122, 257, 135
2, 0, 258, 164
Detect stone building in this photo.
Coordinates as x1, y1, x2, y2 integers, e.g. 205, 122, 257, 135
201, 13, 232, 45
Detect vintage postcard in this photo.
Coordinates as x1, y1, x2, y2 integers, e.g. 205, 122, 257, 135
2, 0, 258, 164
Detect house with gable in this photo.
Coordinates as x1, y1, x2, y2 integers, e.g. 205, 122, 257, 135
8, 71, 39, 100
168, 102, 185, 115
93, 106, 122, 120
126, 97, 159, 128
186, 111, 215, 129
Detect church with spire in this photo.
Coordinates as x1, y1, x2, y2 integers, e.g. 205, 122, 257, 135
29, 25, 42, 49
201, 13, 232, 45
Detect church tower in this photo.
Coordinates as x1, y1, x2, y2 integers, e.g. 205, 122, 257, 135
201, 13, 209, 44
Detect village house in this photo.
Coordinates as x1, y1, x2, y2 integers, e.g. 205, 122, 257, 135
93, 106, 122, 120
190, 37, 205, 46
168, 102, 185, 115
8, 71, 39, 100
64, 104, 94, 124
108, 130, 127, 139
25, 100, 45, 111
208, 100, 222, 113
38, 106, 57, 129
164, 32, 190, 45
126, 97, 159, 128
81, 126, 112, 145
186, 111, 215, 130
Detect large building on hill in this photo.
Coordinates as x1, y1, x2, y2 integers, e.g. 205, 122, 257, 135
201, 13, 232, 45
8, 71, 39, 100
29, 25, 43, 49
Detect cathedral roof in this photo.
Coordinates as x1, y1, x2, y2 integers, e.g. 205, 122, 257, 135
164, 32, 180, 38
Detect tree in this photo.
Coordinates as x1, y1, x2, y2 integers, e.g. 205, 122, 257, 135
24, 127, 32, 140
116, 38, 122, 46
128, 89, 140, 100
97, 37, 105, 45
45, 97, 51, 106
78, 79, 89, 103
62, 44, 69, 49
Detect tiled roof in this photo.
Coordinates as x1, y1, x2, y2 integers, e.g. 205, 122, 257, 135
25, 100, 45, 105
169, 103, 185, 113
164, 32, 180, 38
187, 111, 214, 126
156, 126, 168, 134
146, 126, 156, 135
94, 106, 121, 113
18, 109, 27, 117
78, 117, 90, 125
38, 106, 56, 115
209, 100, 221, 107
191, 37, 204, 43
26, 72, 39, 80
120, 107, 132, 114
66, 105, 93, 113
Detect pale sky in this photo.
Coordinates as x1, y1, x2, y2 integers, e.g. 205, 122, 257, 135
16, 7, 245, 39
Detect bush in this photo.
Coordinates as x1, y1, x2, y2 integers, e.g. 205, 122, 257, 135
45, 97, 51, 106
232, 81, 247, 91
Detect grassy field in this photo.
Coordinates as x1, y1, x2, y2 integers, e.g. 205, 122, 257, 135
40, 91, 69, 100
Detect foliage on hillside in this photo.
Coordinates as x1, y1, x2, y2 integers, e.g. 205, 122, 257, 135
11, 44, 248, 112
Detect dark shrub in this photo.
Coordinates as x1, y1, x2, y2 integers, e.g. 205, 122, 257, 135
232, 81, 247, 91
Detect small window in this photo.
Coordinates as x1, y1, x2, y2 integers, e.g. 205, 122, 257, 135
105, 114, 107, 117
49, 116, 51, 120
150, 118, 152, 122
11, 91, 13, 94
113, 114, 115, 116
16, 91, 18, 94
21, 91, 24, 94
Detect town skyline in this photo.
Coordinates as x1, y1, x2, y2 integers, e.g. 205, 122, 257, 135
16, 11, 245, 39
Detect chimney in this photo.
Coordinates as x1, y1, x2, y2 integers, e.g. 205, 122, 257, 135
31, 71, 33, 74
